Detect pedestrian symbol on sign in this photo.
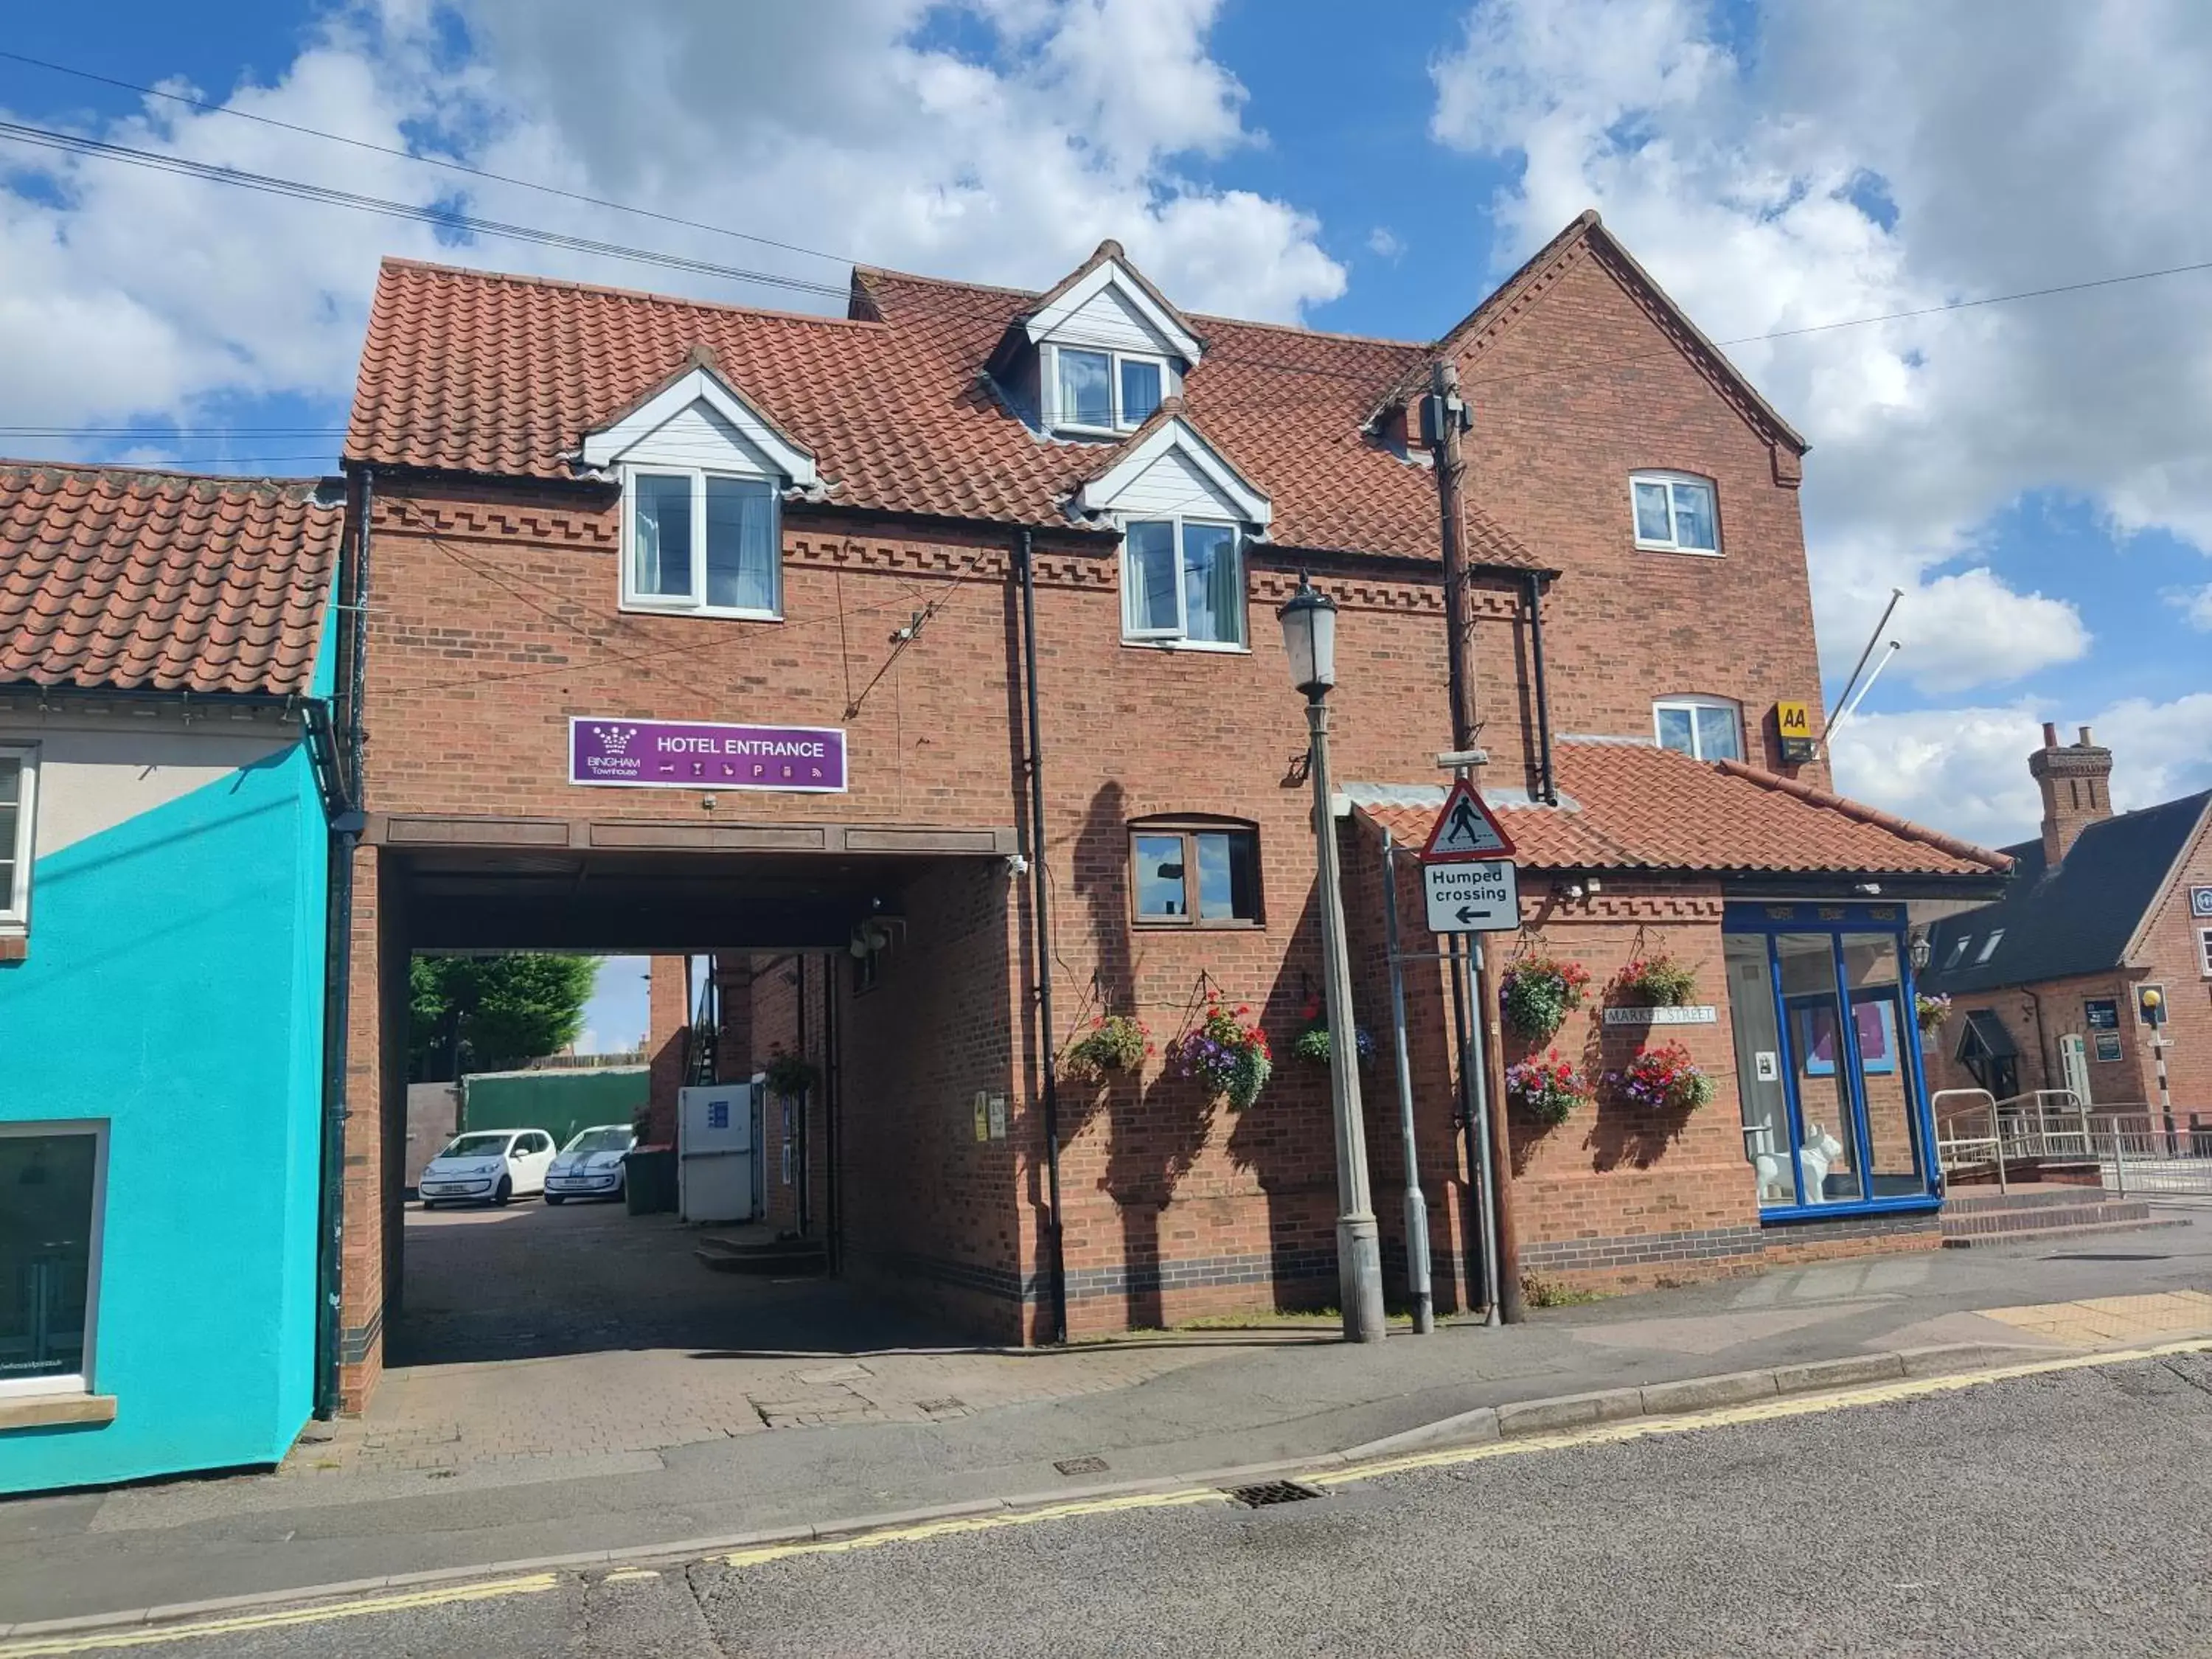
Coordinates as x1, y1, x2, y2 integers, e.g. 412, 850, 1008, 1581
1420, 777, 1516, 861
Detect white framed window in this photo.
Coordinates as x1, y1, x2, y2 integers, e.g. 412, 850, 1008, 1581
1944, 935, 1973, 970
1121, 518, 1245, 648
2197, 925, 2211, 978
1050, 344, 1168, 435
1653, 696, 1742, 762
619, 467, 782, 619
1976, 928, 2006, 964
0, 744, 36, 933
0, 1121, 106, 1399
1630, 470, 1720, 554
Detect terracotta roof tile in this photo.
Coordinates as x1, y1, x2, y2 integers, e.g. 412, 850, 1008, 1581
1352, 740, 2009, 878
345, 257, 1535, 566
0, 462, 341, 697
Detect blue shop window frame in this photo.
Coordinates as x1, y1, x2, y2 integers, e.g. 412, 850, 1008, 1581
1723, 902, 1944, 1225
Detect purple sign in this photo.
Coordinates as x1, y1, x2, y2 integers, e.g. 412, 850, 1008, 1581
569, 717, 847, 793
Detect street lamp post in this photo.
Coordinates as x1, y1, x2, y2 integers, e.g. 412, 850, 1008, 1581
1279, 574, 1388, 1344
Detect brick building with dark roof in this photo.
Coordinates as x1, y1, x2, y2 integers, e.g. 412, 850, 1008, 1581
316, 210, 2014, 1410
1921, 724, 2212, 1116
0, 463, 348, 1492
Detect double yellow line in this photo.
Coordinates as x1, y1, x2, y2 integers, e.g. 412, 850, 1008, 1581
10, 1335, 2208, 1655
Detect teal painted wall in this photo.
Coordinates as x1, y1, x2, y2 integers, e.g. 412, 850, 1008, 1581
0, 739, 325, 1494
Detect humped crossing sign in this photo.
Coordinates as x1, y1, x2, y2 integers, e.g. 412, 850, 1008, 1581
1421, 778, 1519, 933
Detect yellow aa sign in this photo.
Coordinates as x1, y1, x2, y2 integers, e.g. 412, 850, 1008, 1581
1775, 700, 1812, 737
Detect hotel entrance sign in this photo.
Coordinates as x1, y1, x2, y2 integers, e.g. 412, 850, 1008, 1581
569, 717, 848, 793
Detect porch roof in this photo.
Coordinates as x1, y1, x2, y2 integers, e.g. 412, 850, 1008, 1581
1346, 738, 2011, 880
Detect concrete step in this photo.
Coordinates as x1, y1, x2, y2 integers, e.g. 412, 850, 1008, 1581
1940, 1189, 2165, 1248
1941, 1217, 2188, 1249
1944, 1186, 2102, 1214
694, 1236, 829, 1276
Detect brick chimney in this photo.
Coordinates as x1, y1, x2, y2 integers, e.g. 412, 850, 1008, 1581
2028, 722, 2114, 866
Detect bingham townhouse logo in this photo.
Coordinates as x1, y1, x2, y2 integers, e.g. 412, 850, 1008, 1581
589, 723, 639, 757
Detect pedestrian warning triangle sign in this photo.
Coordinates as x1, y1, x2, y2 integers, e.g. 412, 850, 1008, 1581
1420, 776, 1516, 861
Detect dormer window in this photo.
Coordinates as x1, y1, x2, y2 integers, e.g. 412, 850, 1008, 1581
580, 356, 818, 624
623, 468, 780, 618
1049, 345, 1168, 434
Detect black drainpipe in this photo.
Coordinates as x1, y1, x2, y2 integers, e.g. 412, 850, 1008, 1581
1015, 530, 1068, 1345
796, 958, 810, 1237
313, 465, 372, 1419
824, 959, 843, 1273
1523, 570, 1557, 806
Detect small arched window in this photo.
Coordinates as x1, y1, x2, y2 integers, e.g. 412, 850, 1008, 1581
1653, 695, 1743, 762
1129, 817, 1262, 927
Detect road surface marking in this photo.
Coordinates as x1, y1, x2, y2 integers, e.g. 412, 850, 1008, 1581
720, 1489, 1229, 1568
600, 1568, 661, 1584
0, 1574, 560, 1657
13, 1335, 2208, 1649
1307, 1335, 2212, 1486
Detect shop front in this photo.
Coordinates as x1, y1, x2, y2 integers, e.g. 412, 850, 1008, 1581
1724, 902, 1940, 1222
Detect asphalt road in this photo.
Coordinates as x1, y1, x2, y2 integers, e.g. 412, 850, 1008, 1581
18, 1353, 2212, 1658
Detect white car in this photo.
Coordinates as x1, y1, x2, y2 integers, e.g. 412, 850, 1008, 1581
543, 1124, 638, 1205
418, 1129, 556, 1207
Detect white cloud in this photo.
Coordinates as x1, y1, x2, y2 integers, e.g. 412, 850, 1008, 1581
1367, 226, 1404, 260
1830, 693, 2212, 847
1430, 0, 2212, 695
0, 0, 1346, 449
2165, 582, 2212, 632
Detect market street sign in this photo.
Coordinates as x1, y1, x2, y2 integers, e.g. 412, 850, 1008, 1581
569, 717, 849, 793
1419, 776, 1517, 861
1425, 858, 1520, 933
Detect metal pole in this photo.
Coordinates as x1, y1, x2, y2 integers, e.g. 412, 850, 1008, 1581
1380, 838, 1433, 1335
1458, 936, 1503, 1327
1308, 697, 1386, 1343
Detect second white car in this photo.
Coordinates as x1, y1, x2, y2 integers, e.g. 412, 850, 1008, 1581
543, 1124, 638, 1204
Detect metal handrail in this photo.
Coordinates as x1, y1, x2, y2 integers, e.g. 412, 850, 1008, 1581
1932, 1087, 2005, 1194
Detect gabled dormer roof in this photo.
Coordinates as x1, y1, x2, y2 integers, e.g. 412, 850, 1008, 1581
579, 344, 819, 487
981, 240, 1206, 383
1368, 209, 1809, 456
1068, 398, 1271, 528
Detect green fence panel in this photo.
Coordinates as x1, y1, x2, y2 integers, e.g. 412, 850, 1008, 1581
460, 1067, 649, 1150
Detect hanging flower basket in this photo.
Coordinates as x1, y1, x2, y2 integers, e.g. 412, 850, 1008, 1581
1504, 1050, 1590, 1127
1062, 1014, 1153, 1082
1499, 955, 1593, 1043
1607, 1041, 1715, 1113
1610, 952, 1700, 1008
1171, 995, 1273, 1111
1290, 994, 1374, 1068
763, 1048, 820, 1100
1915, 992, 1952, 1034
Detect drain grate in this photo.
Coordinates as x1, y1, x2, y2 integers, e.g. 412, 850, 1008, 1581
1223, 1480, 1324, 1508
2044, 1253, 2170, 1262
1054, 1455, 1110, 1476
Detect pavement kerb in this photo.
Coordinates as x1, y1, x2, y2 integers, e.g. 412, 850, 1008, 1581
0, 1335, 2180, 1647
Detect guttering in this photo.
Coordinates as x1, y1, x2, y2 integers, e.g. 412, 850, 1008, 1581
1523, 571, 1557, 806
1014, 529, 1068, 1345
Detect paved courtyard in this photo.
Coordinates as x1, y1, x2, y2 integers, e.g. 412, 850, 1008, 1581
289, 1199, 1238, 1475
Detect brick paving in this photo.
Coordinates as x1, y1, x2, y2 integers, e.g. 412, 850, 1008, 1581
287, 1200, 1234, 1476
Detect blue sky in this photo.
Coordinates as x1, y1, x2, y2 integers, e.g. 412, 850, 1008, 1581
4, 1, 2209, 1045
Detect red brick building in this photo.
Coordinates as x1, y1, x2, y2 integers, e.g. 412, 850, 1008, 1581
329, 211, 2007, 1408
1921, 724, 2212, 1115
